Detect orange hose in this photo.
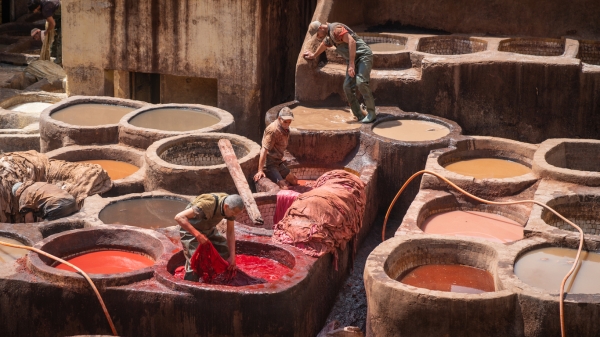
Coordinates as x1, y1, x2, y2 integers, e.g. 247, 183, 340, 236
382, 170, 584, 337
0, 240, 118, 336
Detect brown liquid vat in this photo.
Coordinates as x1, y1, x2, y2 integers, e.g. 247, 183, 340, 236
45, 144, 145, 197
119, 104, 235, 150
144, 133, 260, 195
40, 96, 149, 152
265, 101, 362, 164
365, 236, 518, 337
421, 135, 539, 198
324, 33, 412, 69
362, 110, 462, 214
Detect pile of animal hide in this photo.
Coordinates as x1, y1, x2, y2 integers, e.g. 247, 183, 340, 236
272, 170, 366, 263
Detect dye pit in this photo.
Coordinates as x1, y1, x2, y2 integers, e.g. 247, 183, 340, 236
8, 102, 53, 113
368, 42, 406, 52
514, 247, 600, 294
373, 119, 450, 141
50, 104, 135, 126
129, 108, 220, 131
399, 264, 495, 294
444, 158, 532, 179
289, 105, 361, 130
54, 250, 154, 274
77, 159, 139, 180
98, 198, 188, 229
421, 210, 524, 243
0, 237, 28, 264
235, 254, 291, 281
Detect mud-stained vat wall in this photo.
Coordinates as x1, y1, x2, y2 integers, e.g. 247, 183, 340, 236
62, 0, 318, 140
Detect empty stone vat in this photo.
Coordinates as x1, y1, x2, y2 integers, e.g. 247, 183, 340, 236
28, 226, 176, 287
526, 179, 600, 239
498, 38, 565, 56
40, 96, 148, 152
362, 111, 462, 213
417, 36, 487, 55
265, 101, 361, 164
578, 40, 600, 65
45, 145, 145, 197
145, 133, 260, 195
507, 236, 600, 336
397, 189, 526, 243
365, 236, 519, 337
118, 104, 235, 150
533, 138, 600, 186
421, 136, 538, 197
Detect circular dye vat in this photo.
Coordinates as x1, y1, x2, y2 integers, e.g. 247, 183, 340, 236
421, 210, 523, 243
54, 250, 154, 274
374, 120, 450, 141
368, 42, 405, 52
8, 102, 53, 113
444, 158, 532, 179
514, 247, 600, 294
289, 106, 361, 131
129, 108, 219, 131
236, 254, 291, 282
51, 104, 135, 126
99, 198, 188, 229
77, 159, 139, 180
0, 237, 28, 264
399, 264, 495, 294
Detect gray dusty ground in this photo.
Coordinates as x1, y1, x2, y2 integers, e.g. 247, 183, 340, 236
322, 214, 404, 333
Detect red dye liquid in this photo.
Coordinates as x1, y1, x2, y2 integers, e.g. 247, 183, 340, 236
55, 250, 154, 274
236, 254, 290, 282
296, 179, 315, 186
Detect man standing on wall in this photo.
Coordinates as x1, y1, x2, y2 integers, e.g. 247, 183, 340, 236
253, 107, 299, 189
28, 0, 61, 64
303, 21, 376, 123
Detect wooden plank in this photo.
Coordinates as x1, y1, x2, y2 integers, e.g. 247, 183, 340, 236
218, 139, 264, 225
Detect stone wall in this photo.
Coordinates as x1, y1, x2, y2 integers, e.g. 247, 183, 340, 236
62, 0, 316, 140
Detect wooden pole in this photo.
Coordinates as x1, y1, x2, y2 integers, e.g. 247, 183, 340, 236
218, 139, 264, 225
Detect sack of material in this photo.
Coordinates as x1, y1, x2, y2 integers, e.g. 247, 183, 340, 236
272, 170, 366, 263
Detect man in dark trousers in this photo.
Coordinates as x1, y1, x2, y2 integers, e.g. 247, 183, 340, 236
303, 21, 376, 123
28, 0, 61, 64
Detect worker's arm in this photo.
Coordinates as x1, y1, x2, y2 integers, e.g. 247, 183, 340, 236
253, 147, 268, 181
343, 33, 356, 78
226, 220, 237, 270
303, 41, 328, 60
46, 16, 56, 31
174, 208, 208, 244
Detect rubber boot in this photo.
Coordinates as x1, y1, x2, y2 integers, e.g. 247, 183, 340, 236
361, 108, 376, 123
